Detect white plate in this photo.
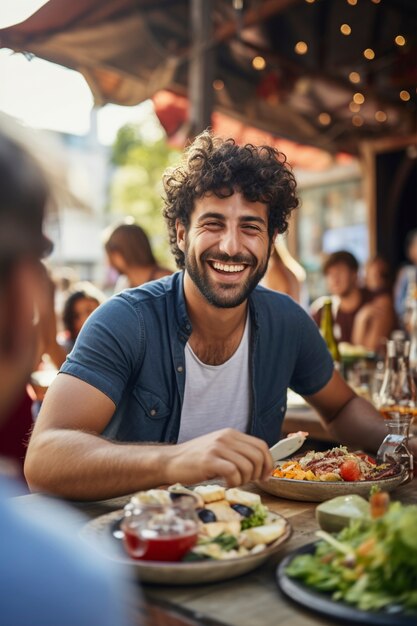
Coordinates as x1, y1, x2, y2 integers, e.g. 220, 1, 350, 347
258, 471, 407, 502
81, 508, 292, 585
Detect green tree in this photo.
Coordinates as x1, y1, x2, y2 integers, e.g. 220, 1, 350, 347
108, 122, 180, 266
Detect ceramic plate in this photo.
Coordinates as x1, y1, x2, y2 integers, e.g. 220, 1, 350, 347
277, 542, 417, 625
81, 508, 292, 585
258, 470, 407, 502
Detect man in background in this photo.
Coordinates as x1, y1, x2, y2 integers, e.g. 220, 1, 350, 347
0, 118, 134, 626
311, 250, 394, 352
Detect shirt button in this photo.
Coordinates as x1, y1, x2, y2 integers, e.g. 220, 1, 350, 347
280, 406, 285, 412
177, 366, 184, 373
150, 409, 156, 416
185, 324, 191, 331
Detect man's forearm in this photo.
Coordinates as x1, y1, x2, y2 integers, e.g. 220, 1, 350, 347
323, 396, 387, 454
24, 429, 172, 500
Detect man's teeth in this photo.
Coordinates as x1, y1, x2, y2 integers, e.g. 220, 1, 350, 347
212, 262, 245, 272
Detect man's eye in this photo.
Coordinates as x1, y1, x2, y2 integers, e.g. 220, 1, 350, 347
204, 222, 222, 229
242, 224, 261, 232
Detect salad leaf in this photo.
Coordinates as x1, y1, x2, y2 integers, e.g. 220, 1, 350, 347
240, 503, 268, 530
286, 502, 417, 613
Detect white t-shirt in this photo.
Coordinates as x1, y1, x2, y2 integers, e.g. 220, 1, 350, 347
177, 314, 251, 443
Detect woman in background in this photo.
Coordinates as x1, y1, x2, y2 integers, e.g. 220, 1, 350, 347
104, 222, 172, 290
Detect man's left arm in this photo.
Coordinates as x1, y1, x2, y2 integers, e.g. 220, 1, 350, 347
304, 370, 417, 460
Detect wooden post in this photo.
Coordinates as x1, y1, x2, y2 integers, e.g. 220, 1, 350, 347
189, 0, 214, 137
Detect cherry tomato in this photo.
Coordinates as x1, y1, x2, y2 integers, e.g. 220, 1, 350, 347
339, 460, 361, 481
369, 491, 390, 518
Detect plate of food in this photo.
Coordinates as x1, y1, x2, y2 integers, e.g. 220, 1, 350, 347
81, 484, 292, 585
276, 499, 417, 625
258, 446, 406, 502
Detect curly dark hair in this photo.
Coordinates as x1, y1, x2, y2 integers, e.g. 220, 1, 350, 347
162, 130, 300, 268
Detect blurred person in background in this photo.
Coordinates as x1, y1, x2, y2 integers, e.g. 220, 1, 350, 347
0, 118, 136, 626
311, 250, 394, 352
394, 229, 417, 326
104, 220, 172, 291
60, 284, 105, 352
261, 238, 309, 308
351, 255, 397, 351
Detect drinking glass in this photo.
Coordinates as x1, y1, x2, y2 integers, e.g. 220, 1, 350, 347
375, 340, 416, 478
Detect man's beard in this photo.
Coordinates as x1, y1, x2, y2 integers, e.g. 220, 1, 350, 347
184, 245, 270, 308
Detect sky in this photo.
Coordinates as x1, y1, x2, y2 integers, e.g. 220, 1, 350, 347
0, 1, 161, 145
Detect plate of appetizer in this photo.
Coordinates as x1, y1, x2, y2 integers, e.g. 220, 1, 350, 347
259, 446, 407, 502
276, 497, 417, 625
81, 484, 292, 585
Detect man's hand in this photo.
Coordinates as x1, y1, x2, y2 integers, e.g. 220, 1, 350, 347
164, 428, 273, 487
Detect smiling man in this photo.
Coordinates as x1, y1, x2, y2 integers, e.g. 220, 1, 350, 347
25, 131, 408, 500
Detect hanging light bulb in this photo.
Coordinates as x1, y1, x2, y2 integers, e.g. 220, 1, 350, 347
352, 114, 363, 127
252, 56, 266, 70
213, 79, 224, 91
349, 71, 361, 83
364, 48, 375, 60
353, 92, 365, 104
340, 24, 351, 36
375, 111, 387, 122
395, 35, 406, 46
295, 41, 308, 55
349, 101, 361, 113
318, 112, 331, 126
400, 90, 411, 102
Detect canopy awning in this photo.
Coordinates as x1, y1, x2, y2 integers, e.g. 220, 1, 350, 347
1, 0, 416, 155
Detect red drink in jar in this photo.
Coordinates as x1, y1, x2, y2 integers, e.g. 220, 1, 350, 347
122, 526, 198, 561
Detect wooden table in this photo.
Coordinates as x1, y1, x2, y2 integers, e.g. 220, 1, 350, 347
13, 477, 417, 626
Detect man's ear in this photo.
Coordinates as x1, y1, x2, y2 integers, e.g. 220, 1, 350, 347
176, 219, 186, 253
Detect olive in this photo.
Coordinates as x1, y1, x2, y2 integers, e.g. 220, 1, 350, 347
231, 503, 253, 517
197, 508, 217, 523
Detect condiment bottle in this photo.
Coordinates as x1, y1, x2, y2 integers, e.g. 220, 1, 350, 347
320, 298, 341, 364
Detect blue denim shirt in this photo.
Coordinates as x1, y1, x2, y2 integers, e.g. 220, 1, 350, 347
61, 272, 333, 447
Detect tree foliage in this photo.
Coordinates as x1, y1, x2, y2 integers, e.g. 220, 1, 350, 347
108, 122, 180, 266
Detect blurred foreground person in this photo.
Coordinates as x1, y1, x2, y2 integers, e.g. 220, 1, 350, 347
311, 250, 394, 352
25, 131, 410, 501
0, 119, 134, 626
104, 221, 172, 290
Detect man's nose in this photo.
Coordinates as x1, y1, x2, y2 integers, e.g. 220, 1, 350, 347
218, 227, 242, 257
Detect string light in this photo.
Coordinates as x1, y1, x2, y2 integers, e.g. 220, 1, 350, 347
295, 41, 308, 55
347, 0, 357, 6
400, 90, 411, 101
349, 71, 361, 84
349, 102, 361, 113
305, 0, 315, 4
340, 24, 351, 36
375, 111, 387, 122
213, 79, 224, 91
252, 56, 266, 70
363, 48, 375, 60
353, 92, 365, 104
371, 0, 381, 4
352, 115, 363, 127
395, 35, 406, 47
318, 112, 331, 126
